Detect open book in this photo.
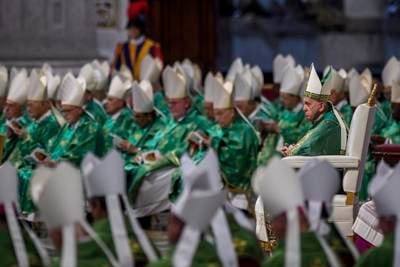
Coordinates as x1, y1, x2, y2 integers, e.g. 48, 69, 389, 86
25, 148, 49, 164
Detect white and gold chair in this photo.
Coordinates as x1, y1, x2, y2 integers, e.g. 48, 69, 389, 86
281, 87, 377, 237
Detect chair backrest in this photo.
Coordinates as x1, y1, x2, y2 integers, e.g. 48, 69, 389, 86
343, 103, 376, 192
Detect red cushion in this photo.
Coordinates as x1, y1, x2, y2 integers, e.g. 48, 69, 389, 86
374, 144, 400, 153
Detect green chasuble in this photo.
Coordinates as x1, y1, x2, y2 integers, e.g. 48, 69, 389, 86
127, 108, 210, 198
47, 113, 102, 166
84, 99, 107, 125
192, 94, 205, 115
381, 98, 392, 121
289, 105, 343, 156
0, 111, 7, 136
258, 104, 310, 165
382, 120, 400, 144
124, 114, 166, 172
100, 107, 137, 156
92, 218, 157, 266
9, 111, 61, 169
209, 116, 259, 190
278, 103, 311, 144
170, 115, 258, 201
336, 100, 353, 127
263, 231, 331, 267
260, 97, 280, 121
7, 111, 61, 212
355, 233, 394, 267
0, 226, 44, 267
360, 102, 390, 200
372, 103, 389, 136
3, 112, 32, 162
148, 240, 222, 267
154, 90, 171, 119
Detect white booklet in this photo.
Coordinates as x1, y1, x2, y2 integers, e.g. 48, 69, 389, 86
134, 150, 163, 164
25, 148, 49, 163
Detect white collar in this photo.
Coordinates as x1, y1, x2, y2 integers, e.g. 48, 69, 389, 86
248, 105, 261, 120
130, 35, 145, 46
93, 98, 103, 107
111, 109, 123, 120
69, 115, 84, 129
292, 102, 303, 113
335, 99, 348, 111
36, 110, 52, 123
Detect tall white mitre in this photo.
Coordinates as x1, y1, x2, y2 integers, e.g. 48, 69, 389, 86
46, 71, 61, 100
119, 65, 134, 82
348, 73, 370, 107
7, 68, 28, 105
280, 65, 303, 96
78, 63, 97, 91
303, 63, 330, 101
0, 65, 8, 98
225, 58, 244, 83
140, 55, 163, 84
204, 72, 215, 103
273, 54, 295, 84
234, 68, 253, 101
322, 66, 345, 92
213, 78, 233, 109
382, 56, 400, 87
132, 80, 154, 113
250, 65, 264, 98
27, 69, 48, 101
60, 73, 86, 107
108, 75, 132, 100
162, 66, 187, 99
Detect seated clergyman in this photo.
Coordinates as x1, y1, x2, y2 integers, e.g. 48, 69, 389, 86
281, 64, 347, 156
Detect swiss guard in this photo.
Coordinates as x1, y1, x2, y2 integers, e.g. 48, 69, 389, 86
112, 0, 163, 80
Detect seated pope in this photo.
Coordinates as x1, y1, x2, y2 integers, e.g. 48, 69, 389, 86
281, 64, 347, 157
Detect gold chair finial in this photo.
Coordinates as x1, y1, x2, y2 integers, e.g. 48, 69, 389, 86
368, 83, 378, 107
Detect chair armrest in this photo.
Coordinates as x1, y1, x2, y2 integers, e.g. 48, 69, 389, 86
281, 155, 360, 169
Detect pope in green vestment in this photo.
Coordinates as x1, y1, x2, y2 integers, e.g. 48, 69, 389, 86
262, 231, 331, 267
289, 104, 343, 156
355, 232, 394, 267
84, 97, 108, 125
